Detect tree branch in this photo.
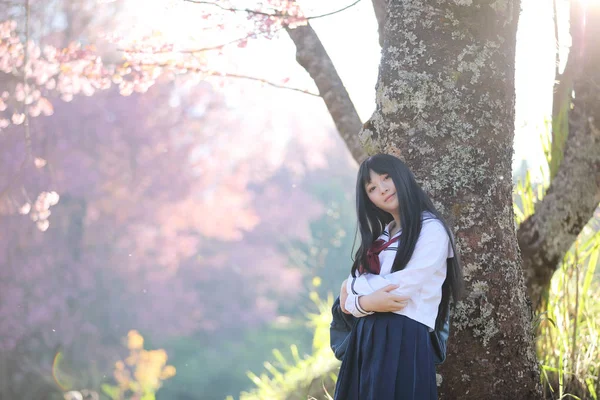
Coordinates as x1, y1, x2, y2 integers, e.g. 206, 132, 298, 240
183, 0, 363, 21
208, 72, 320, 96
177, 0, 368, 162
518, 2, 600, 309
118, 32, 261, 54
371, 0, 386, 47
285, 21, 367, 163
136, 61, 320, 96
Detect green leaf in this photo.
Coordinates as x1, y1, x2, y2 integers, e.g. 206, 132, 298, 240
101, 383, 121, 400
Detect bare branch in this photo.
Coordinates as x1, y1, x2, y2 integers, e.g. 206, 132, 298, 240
182, 0, 363, 22
303, 0, 363, 20
118, 30, 282, 55
135, 61, 319, 96
183, 0, 280, 18
207, 72, 320, 96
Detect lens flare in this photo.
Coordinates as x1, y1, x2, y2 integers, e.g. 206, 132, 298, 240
52, 351, 73, 391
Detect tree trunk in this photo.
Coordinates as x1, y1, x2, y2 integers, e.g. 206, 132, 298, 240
518, 1, 600, 310
360, 1, 541, 397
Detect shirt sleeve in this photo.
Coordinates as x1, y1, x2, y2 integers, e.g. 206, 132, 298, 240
350, 219, 451, 299
344, 286, 375, 318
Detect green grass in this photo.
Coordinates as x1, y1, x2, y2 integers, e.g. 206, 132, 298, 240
514, 153, 600, 400
535, 228, 600, 400
236, 293, 339, 400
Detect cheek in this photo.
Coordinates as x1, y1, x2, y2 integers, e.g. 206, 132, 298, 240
367, 192, 380, 205
366, 191, 374, 202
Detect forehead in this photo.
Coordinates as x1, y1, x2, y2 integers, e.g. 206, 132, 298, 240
365, 169, 387, 186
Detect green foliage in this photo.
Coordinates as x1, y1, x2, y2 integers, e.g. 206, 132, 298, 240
239, 293, 340, 400
549, 78, 571, 181
158, 319, 313, 400
230, 174, 355, 400
514, 124, 600, 399
156, 167, 357, 400
535, 227, 600, 400
513, 165, 549, 227
278, 176, 357, 318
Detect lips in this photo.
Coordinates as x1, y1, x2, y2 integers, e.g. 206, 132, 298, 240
384, 193, 396, 202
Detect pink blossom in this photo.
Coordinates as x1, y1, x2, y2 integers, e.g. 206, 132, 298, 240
11, 113, 25, 124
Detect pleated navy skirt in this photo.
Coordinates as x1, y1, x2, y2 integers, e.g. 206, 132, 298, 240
334, 312, 437, 400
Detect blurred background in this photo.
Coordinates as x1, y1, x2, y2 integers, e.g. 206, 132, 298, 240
0, 0, 598, 399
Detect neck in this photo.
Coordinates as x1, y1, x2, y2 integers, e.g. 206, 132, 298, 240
390, 214, 401, 236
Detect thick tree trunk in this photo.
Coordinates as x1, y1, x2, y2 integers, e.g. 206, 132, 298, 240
518, 2, 600, 310
360, 1, 541, 397
282, 1, 598, 308
285, 23, 367, 163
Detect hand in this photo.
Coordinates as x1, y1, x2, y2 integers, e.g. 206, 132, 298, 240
339, 279, 351, 314
359, 284, 409, 313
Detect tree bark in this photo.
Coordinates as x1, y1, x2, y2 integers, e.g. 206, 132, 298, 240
285, 23, 367, 163
517, 1, 600, 310
371, 0, 386, 47
359, 1, 541, 397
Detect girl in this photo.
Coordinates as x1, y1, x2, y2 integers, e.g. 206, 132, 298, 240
334, 153, 464, 400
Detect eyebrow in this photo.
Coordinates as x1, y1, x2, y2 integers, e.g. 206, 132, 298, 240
365, 173, 387, 186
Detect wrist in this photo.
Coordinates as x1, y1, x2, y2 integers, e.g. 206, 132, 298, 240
357, 294, 372, 313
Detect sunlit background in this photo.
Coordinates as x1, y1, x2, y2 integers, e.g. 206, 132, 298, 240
1, 0, 598, 399
125, 0, 561, 180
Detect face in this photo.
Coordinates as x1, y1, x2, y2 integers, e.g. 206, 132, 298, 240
364, 169, 399, 214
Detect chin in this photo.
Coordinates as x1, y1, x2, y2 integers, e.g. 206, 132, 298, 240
386, 200, 399, 209
382, 204, 398, 213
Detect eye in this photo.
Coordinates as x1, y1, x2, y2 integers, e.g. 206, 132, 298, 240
367, 186, 375, 193
384, 175, 390, 180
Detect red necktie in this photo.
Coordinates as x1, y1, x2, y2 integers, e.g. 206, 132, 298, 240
360, 235, 400, 274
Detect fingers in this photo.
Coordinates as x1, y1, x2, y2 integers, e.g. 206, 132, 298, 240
379, 284, 399, 293
395, 299, 409, 308
386, 298, 409, 312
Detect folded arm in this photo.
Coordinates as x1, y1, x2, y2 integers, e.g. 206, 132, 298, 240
344, 219, 450, 317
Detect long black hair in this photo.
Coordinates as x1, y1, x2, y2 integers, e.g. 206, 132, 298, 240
351, 153, 464, 330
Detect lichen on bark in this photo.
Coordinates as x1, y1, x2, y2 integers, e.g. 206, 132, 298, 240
361, 0, 542, 397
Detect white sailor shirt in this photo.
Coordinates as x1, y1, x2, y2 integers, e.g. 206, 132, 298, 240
344, 213, 454, 331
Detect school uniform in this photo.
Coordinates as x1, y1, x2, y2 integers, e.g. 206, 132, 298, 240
334, 212, 454, 400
